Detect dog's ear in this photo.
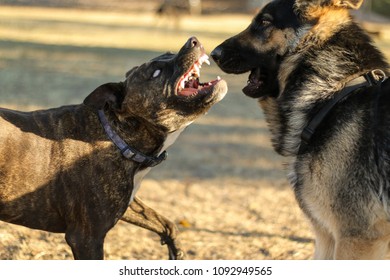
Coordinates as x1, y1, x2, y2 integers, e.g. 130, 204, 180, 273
296, 0, 363, 11
295, 0, 363, 22
333, 0, 363, 9
125, 66, 139, 78
83, 82, 125, 110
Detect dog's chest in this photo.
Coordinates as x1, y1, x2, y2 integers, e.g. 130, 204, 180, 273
130, 127, 186, 202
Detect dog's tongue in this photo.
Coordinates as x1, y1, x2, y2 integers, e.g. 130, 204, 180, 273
243, 69, 263, 98
243, 82, 260, 98
180, 88, 198, 96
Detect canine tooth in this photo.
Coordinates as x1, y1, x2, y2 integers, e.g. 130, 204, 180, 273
198, 54, 210, 66
201, 54, 210, 65
217, 76, 221, 80
193, 65, 200, 77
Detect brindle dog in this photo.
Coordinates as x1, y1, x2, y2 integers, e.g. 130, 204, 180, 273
0, 37, 227, 259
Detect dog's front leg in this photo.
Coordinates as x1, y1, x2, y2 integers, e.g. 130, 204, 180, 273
334, 236, 390, 259
311, 221, 335, 259
121, 197, 185, 260
65, 229, 105, 260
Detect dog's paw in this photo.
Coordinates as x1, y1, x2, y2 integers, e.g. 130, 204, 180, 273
161, 236, 185, 260
174, 249, 185, 260
168, 246, 185, 260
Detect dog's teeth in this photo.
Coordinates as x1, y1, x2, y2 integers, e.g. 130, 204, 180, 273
180, 79, 185, 89
217, 76, 221, 80
193, 65, 200, 77
198, 55, 210, 66
198, 54, 210, 67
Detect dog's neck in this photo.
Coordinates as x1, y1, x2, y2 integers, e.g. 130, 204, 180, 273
101, 109, 193, 162
269, 22, 389, 157
103, 110, 169, 159
97, 108, 189, 202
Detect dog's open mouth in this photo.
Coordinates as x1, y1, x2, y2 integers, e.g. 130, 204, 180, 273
242, 68, 267, 98
177, 53, 222, 97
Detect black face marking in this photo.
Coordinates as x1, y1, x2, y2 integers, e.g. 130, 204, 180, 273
211, 0, 301, 98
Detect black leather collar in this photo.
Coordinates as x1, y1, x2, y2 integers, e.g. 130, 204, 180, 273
98, 110, 167, 167
298, 69, 387, 155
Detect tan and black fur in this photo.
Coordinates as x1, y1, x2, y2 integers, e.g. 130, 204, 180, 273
212, 0, 390, 259
0, 37, 227, 259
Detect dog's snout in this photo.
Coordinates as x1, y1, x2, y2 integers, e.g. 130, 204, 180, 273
186, 36, 200, 49
211, 46, 222, 63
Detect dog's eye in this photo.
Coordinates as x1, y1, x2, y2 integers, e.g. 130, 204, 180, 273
261, 20, 271, 26
253, 17, 272, 32
152, 69, 161, 78
256, 13, 273, 28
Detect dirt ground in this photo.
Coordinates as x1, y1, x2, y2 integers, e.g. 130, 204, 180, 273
0, 6, 389, 260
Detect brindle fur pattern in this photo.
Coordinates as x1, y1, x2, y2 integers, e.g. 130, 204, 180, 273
212, 0, 390, 259
0, 37, 227, 259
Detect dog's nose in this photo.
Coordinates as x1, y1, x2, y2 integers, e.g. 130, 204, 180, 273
186, 36, 200, 49
211, 46, 222, 63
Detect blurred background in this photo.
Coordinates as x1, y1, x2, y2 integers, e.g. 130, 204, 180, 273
0, 0, 389, 260
0, 0, 389, 107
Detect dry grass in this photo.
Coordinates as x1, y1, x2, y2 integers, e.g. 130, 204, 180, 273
0, 6, 390, 260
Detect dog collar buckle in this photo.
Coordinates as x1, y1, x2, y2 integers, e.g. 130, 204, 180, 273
364, 69, 387, 86
121, 147, 136, 159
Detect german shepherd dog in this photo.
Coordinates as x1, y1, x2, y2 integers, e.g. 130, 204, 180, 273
212, 0, 390, 259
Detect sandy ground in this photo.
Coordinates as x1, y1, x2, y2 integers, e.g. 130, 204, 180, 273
0, 6, 389, 260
